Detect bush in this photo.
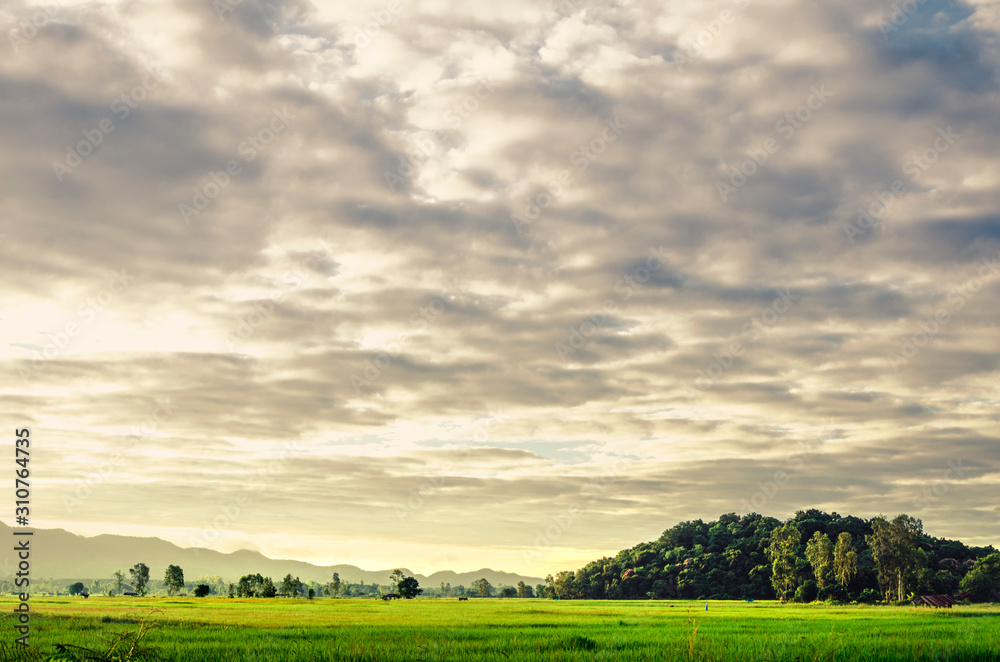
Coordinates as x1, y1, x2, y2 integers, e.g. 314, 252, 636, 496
794, 580, 818, 603
856, 588, 881, 604
820, 583, 849, 603
194, 584, 210, 598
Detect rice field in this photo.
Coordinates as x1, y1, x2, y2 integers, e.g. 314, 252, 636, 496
1, 597, 998, 661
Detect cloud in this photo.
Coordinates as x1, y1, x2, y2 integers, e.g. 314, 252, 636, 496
2, 0, 998, 574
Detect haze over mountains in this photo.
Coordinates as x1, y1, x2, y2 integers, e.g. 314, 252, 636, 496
0, 522, 543, 587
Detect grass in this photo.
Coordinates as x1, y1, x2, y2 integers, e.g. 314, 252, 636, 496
0, 597, 997, 661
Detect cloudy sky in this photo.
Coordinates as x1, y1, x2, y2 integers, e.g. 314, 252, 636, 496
2, 0, 999, 577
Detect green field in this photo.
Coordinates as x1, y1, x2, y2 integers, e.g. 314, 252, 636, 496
1, 597, 998, 661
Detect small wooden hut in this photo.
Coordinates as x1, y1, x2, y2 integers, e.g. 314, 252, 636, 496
912, 591, 970, 608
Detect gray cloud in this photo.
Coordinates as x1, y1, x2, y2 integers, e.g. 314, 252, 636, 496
2, 0, 998, 574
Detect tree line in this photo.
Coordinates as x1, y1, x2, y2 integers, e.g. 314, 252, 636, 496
59, 565, 548, 600
56, 510, 997, 604
541, 510, 999, 603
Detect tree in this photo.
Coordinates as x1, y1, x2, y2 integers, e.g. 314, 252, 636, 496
960, 552, 1000, 602
112, 570, 125, 597
281, 574, 302, 597
68, 582, 85, 596
805, 531, 834, 591
475, 578, 493, 597
867, 514, 924, 602
553, 571, 579, 599
517, 581, 534, 598
540, 575, 556, 599
227, 583, 235, 598
331, 572, 342, 598
129, 563, 150, 597
500, 586, 517, 598
194, 584, 211, 598
833, 532, 858, 589
238, 573, 271, 598
164, 564, 185, 596
767, 523, 801, 600
389, 569, 404, 586
398, 576, 422, 599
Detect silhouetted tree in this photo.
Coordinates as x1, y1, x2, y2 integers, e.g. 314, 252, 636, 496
398, 576, 422, 599
164, 565, 185, 596
129, 563, 150, 597
331, 572, 342, 597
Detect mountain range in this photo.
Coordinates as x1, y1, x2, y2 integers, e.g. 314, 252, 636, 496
0, 521, 543, 587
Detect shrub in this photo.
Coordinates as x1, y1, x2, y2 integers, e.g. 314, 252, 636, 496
794, 580, 818, 603
820, 583, 849, 603
856, 588, 880, 604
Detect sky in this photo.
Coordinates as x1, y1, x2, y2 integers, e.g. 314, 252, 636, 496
1, 0, 999, 578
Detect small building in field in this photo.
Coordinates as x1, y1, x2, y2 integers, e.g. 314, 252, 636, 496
912, 592, 969, 608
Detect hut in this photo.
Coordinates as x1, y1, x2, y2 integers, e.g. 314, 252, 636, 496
912, 594, 958, 608
912, 591, 969, 608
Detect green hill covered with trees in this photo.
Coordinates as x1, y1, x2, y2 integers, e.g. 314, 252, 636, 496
542, 510, 999, 603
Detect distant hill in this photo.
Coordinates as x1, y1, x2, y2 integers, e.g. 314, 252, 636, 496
0, 521, 543, 587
